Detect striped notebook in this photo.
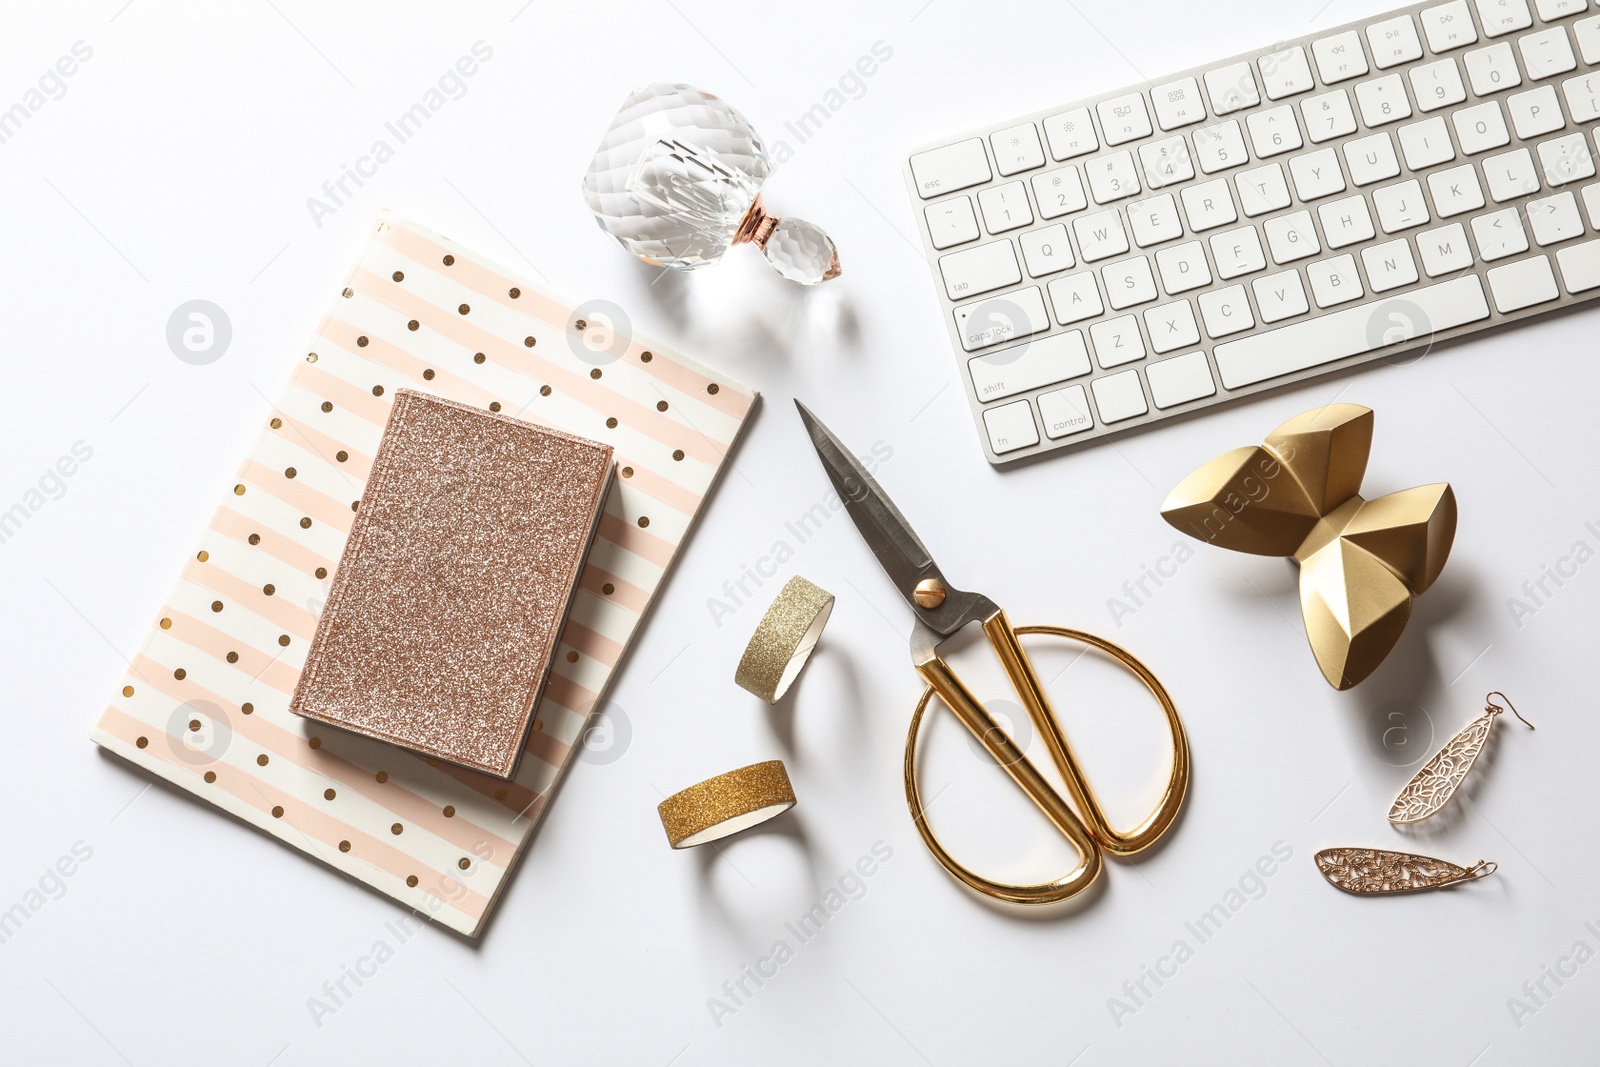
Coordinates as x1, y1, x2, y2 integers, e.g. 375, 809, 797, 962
92, 212, 757, 936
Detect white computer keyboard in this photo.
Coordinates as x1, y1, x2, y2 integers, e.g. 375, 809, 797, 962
905, 0, 1600, 465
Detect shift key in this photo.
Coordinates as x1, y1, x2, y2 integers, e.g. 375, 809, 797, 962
968, 330, 1092, 400
939, 239, 1021, 299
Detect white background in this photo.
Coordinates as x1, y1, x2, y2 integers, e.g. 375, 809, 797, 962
3, 0, 1598, 1063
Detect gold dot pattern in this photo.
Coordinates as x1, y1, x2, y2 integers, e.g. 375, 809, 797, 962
94, 216, 755, 937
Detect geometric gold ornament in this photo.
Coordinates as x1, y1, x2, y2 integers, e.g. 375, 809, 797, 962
1160, 404, 1456, 690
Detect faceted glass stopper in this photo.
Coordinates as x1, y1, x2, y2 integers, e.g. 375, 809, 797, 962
582, 83, 839, 283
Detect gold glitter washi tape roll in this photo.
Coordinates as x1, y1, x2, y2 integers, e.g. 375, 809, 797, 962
734, 576, 835, 704
657, 760, 797, 848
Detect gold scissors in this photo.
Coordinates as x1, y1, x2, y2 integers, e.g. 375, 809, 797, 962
797, 402, 1190, 904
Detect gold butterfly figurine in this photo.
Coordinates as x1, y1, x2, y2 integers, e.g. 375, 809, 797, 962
1389, 691, 1533, 824
1161, 404, 1456, 690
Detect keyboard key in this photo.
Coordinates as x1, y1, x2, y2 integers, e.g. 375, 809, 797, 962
1089, 314, 1148, 366
1181, 178, 1239, 231
1486, 254, 1559, 310
1020, 224, 1075, 276
1398, 116, 1456, 169
991, 123, 1046, 176
1042, 108, 1098, 160
1374, 179, 1432, 232
1345, 132, 1401, 185
1361, 238, 1420, 290
1204, 63, 1261, 114
968, 331, 1092, 401
1464, 42, 1522, 94
1420, 1, 1479, 52
1265, 210, 1322, 263
1428, 164, 1486, 216
1320, 195, 1376, 249
1474, 0, 1533, 37
1289, 148, 1347, 200
1194, 120, 1250, 173
926, 197, 980, 249
1308, 254, 1365, 306
1410, 59, 1467, 112
1074, 209, 1130, 261
1246, 106, 1302, 157
1252, 269, 1311, 322
1038, 384, 1095, 438
1128, 194, 1184, 246
1152, 77, 1207, 130
1302, 89, 1358, 143
1356, 74, 1413, 126
1144, 299, 1202, 352
1583, 182, 1600, 225
940, 240, 1021, 299
1564, 72, 1600, 122
1367, 15, 1424, 68
1312, 31, 1369, 85
1484, 147, 1539, 201
1033, 167, 1088, 219
1536, 0, 1588, 16
1237, 163, 1292, 216
1102, 256, 1159, 309
1086, 151, 1142, 204
1210, 225, 1267, 279
1146, 351, 1218, 408
1509, 85, 1564, 138
955, 286, 1050, 350
1522, 28, 1578, 80
983, 399, 1040, 454
1577, 15, 1600, 63
1538, 132, 1596, 185
1453, 100, 1511, 153
978, 182, 1033, 233
1212, 276, 1490, 387
1418, 222, 1475, 274
1138, 136, 1196, 188
1556, 238, 1600, 291
1090, 370, 1149, 423
1156, 241, 1213, 293
911, 139, 991, 199
1259, 46, 1315, 99
1472, 207, 1530, 259
1098, 92, 1154, 146
1199, 284, 1256, 336
1528, 191, 1584, 244
1048, 271, 1105, 324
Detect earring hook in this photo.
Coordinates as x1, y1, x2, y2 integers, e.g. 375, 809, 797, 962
1486, 691, 1533, 730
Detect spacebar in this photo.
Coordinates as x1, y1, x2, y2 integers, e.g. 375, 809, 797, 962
1213, 277, 1491, 390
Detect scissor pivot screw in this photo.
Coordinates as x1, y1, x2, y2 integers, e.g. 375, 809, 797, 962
913, 579, 946, 608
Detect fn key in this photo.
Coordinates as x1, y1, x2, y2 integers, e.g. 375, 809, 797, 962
983, 399, 1039, 454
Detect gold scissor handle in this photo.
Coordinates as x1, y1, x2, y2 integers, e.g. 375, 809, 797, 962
905, 613, 1190, 904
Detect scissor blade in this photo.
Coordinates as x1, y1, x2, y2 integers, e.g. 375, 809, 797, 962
795, 400, 938, 610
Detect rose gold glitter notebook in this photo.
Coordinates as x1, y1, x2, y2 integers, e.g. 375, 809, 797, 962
90, 212, 757, 936
289, 391, 613, 778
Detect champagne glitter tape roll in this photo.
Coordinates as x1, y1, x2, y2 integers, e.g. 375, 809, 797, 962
734, 576, 835, 704
657, 760, 797, 848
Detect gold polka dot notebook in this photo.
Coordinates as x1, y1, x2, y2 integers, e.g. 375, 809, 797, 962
91, 212, 758, 937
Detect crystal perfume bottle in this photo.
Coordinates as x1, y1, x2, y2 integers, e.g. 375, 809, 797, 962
583, 83, 841, 284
